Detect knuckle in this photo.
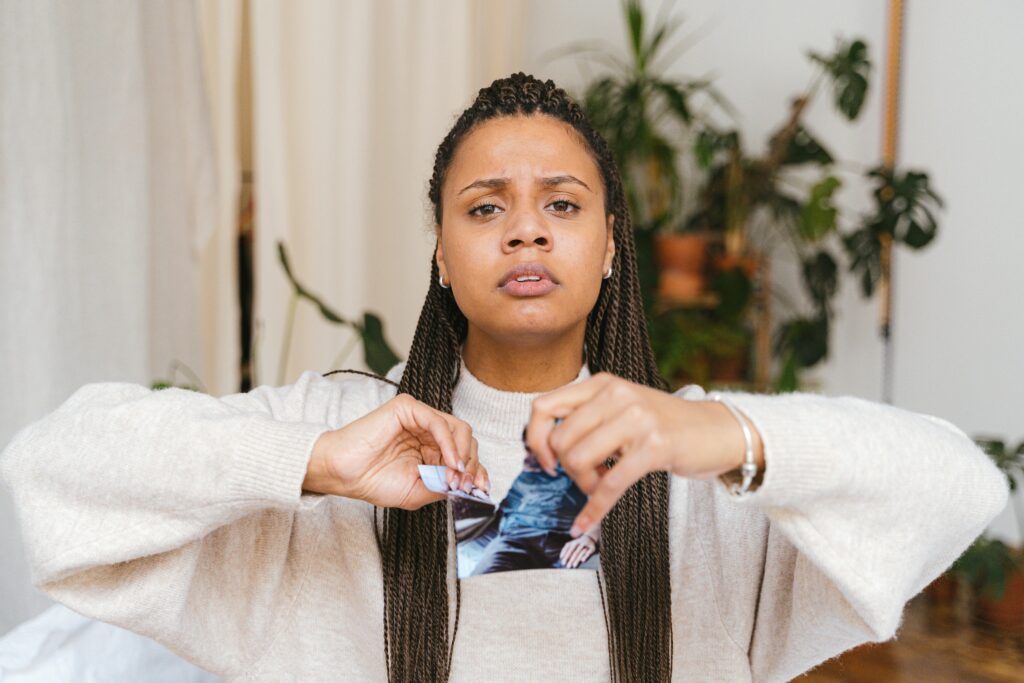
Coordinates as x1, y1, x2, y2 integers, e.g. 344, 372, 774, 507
602, 468, 624, 492
624, 402, 645, 421
612, 381, 636, 400
548, 429, 567, 454
560, 445, 581, 469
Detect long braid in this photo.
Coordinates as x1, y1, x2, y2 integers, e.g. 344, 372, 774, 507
330, 73, 673, 682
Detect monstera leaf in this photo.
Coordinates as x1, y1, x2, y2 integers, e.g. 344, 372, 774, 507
843, 167, 944, 296
802, 250, 839, 314
773, 314, 830, 392
867, 166, 944, 247
778, 125, 834, 166
800, 176, 842, 241
809, 38, 871, 120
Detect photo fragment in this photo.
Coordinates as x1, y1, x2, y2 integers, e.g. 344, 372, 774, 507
418, 417, 600, 577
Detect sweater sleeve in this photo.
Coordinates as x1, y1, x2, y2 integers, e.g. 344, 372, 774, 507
0, 369, 367, 678
707, 390, 1008, 682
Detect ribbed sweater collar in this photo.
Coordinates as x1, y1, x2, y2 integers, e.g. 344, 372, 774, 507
451, 355, 592, 441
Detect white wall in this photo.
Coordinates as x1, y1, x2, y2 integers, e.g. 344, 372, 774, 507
521, 0, 1023, 542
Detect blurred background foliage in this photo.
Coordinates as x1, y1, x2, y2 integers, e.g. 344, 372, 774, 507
564, 0, 943, 393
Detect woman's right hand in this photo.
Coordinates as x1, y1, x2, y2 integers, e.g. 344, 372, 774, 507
302, 393, 488, 510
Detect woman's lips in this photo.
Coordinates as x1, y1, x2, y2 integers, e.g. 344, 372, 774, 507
499, 278, 558, 297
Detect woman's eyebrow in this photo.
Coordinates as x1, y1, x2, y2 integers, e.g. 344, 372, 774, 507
456, 175, 593, 196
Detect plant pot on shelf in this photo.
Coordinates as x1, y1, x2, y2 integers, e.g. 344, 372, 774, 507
711, 349, 748, 382
655, 232, 711, 301
975, 568, 1024, 629
924, 573, 959, 605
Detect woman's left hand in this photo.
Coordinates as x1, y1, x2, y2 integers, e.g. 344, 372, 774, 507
524, 372, 764, 537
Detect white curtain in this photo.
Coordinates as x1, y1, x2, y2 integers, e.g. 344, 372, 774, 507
0, 0, 523, 646
249, 0, 525, 385
0, 0, 217, 634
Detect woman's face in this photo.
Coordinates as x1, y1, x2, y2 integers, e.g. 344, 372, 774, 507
436, 113, 615, 345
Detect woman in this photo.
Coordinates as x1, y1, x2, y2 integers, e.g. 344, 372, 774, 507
0, 73, 1007, 682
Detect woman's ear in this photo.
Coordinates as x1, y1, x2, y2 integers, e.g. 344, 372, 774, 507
604, 214, 616, 272
435, 229, 448, 281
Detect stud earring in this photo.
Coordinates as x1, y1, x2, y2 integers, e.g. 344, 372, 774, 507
439, 273, 449, 289
603, 265, 613, 280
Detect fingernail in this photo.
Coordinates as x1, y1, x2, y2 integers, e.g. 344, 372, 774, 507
457, 459, 466, 473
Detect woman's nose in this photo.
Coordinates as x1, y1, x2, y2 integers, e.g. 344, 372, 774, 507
502, 206, 553, 251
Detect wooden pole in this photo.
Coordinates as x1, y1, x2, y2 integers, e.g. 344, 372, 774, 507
879, 0, 905, 405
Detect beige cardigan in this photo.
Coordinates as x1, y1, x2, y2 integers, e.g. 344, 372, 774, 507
0, 359, 1008, 681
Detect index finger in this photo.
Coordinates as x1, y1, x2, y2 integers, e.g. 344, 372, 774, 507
524, 372, 615, 474
408, 400, 466, 472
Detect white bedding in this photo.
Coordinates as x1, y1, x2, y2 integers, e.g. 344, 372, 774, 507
0, 604, 221, 682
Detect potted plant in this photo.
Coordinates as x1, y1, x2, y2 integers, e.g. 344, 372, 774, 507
945, 437, 1024, 628
649, 307, 752, 389
561, 0, 730, 308
561, 2, 944, 392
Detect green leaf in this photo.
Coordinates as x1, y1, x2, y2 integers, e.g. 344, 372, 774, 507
773, 315, 829, 368
775, 351, 800, 392
809, 38, 872, 120
625, 0, 644, 63
842, 225, 883, 297
780, 125, 834, 166
360, 312, 401, 375
315, 300, 346, 324
864, 166, 944, 251
150, 380, 200, 392
654, 80, 692, 124
802, 251, 839, 313
693, 127, 739, 170
277, 242, 309, 298
800, 175, 842, 241
710, 267, 753, 320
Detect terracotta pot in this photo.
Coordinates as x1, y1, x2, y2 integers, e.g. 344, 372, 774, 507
924, 573, 959, 605
712, 351, 748, 382
655, 233, 710, 300
712, 253, 760, 278
975, 570, 1024, 629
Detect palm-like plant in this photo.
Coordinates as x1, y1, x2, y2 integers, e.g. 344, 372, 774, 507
552, 0, 733, 352
564, 0, 728, 235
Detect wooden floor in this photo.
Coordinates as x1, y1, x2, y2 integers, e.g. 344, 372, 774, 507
797, 594, 1024, 682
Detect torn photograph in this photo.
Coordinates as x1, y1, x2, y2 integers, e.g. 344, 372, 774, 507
419, 449, 600, 578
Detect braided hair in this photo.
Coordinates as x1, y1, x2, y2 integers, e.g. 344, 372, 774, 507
332, 72, 673, 682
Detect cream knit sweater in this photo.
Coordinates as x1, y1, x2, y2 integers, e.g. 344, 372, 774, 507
0, 358, 1008, 682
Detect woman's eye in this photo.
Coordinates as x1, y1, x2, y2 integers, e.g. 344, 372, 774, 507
468, 203, 502, 218
550, 200, 580, 214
